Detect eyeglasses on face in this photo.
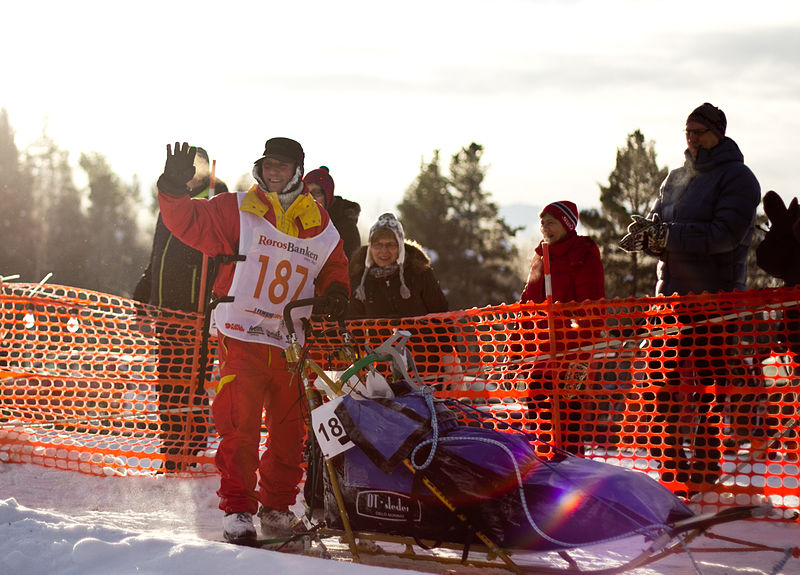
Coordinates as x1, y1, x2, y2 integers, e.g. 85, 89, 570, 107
370, 241, 398, 251
685, 128, 710, 137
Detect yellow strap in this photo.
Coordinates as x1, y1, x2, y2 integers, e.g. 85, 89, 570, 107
215, 373, 236, 394
214, 344, 273, 393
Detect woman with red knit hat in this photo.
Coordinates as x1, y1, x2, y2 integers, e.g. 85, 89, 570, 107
521, 201, 605, 304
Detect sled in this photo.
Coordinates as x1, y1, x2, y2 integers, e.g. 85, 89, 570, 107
272, 297, 799, 574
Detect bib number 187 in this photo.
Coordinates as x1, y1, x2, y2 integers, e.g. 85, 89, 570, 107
254, 255, 309, 305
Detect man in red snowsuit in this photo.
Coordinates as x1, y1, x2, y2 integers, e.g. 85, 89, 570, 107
156, 138, 349, 543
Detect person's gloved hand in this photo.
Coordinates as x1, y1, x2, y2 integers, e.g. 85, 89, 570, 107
322, 284, 349, 321
618, 213, 651, 252
619, 213, 669, 254
764, 190, 798, 237
618, 229, 647, 252
635, 213, 669, 254
758, 190, 799, 280
157, 142, 197, 196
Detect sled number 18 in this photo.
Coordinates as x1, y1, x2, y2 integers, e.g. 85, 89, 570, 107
318, 418, 345, 442
310, 397, 354, 459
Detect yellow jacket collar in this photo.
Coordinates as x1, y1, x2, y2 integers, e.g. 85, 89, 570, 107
241, 185, 324, 234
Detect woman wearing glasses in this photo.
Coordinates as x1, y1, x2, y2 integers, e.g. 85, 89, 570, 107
349, 212, 448, 318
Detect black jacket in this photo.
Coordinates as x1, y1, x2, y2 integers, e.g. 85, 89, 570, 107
328, 196, 361, 260
650, 138, 760, 295
133, 180, 229, 311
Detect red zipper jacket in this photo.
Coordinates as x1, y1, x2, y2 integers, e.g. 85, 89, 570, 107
521, 231, 605, 304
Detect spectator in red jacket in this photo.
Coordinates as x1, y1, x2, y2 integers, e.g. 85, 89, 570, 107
156, 138, 349, 545
519, 201, 606, 457
521, 201, 605, 304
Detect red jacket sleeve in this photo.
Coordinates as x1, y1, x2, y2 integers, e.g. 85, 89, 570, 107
314, 237, 351, 297
157, 190, 241, 297
157, 191, 240, 256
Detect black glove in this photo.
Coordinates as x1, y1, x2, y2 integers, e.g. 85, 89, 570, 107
157, 142, 197, 196
322, 284, 349, 321
763, 190, 798, 237
618, 229, 647, 252
759, 191, 800, 280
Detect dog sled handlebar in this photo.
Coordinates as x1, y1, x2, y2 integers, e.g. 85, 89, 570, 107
283, 296, 329, 339
283, 297, 419, 390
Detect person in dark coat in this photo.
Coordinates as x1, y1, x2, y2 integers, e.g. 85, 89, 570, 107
303, 166, 361, 260
619, 102, 761, 297
757, 190, 800, 373
619, 103, 761, 495
133, 146, 229, 473
134, 147, 230, 310
348, 213, 448, 319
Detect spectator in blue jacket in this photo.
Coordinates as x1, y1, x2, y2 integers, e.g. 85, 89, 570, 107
618, 103, 761, 498
620, 102, 760, 296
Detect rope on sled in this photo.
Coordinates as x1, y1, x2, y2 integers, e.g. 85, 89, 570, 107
409, 384, 440, 470
676, 535, 704, 575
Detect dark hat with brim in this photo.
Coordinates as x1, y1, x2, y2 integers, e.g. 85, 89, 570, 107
257, 137, 305, 168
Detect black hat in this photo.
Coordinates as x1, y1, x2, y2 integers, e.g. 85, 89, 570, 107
258, 137, 304, 169
687, 103, 727, 140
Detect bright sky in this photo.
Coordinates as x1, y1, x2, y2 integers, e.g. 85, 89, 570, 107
4, 0, 800, 234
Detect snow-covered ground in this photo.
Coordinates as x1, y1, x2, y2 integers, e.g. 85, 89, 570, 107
1, 462, 798, 575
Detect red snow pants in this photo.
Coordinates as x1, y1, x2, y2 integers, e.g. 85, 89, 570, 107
212, 335, 306, 514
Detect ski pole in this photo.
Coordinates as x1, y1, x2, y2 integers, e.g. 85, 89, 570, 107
542, 242, 563, 450
197, 159, 216, 316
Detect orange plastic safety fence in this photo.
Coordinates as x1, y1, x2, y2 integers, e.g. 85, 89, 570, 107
1, 282, 799, 521
0, 283, 220, 475
310, 288, 800, 521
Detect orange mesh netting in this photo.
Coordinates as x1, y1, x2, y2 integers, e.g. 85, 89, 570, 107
0, 283, 219, 476
1, 282, 798, 520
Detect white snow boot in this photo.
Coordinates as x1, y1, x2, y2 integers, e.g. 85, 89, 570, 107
222, 511, 257, 543
258, 506, 302, 538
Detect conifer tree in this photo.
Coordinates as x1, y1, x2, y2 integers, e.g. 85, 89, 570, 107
81, 152, 148, 296
581, 130, 667, 298
23, 131, 90, 286
0, 109, 36, 281
398, 150, 453, 263
399, 143, 522, 309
